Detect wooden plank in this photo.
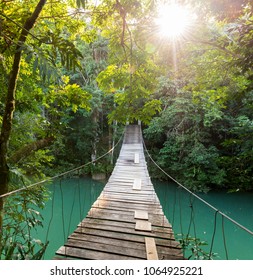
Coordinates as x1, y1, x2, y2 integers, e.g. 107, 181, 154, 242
133, 178, 141, 190
91, 208, 170, 224
134, 210, 149, 220
56, 246, 139, 260
135, 220, 152, 232
65, 239, 146, 259
68, 232, 146, 251
100, 194, 158, 203
103, 189, 155, 195
134, 153, 140, 163
88, 209, 171, 227
104, 186, 154, 192
97, 197, 161, 207
73, 227, 181, 249
87, 210, 171, 226
145, 237, 158, 260
92, 200, 164, 213
78, 221, 172, 239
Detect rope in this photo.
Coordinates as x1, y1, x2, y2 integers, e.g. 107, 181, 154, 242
209, 210, 218, 259
142, 138, 253, 236
42, 182, 57, 259
59, 181, 66, 244
44, 182, 56, 246
67, 180, 78, 236
0, 129, 124, 199
222, 215, 229, 260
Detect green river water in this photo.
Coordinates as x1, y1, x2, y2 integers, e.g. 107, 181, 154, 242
35, 177, 253, 260
154, 180, 253, 260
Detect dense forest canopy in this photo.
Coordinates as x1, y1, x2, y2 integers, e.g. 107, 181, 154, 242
0, 0, 253, 260
0, 0, 252, 197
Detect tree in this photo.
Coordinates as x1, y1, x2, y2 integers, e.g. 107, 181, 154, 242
0, 0, 47, 234
144, 2, 253, 192
92, 0, 162, 124
0, 0, 91, 236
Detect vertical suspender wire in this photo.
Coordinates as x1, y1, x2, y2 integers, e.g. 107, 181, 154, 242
44, 181, 56, 259
59, 179, 66, 256
184, 193, 197, 259
189, 196, 199, 259
164, 181, 171, 247
209, 210, 219, 259
170, 184, 178, 251
67, 178, 78, 238
186, 196, 194, 237
78, 169, 85, 234
178, 186, 185, 255
78, 171, 83, 220
163, 180, 168, 229
171, 184, 177, 226
178, 187, 183, 234
222, 215, 229, 260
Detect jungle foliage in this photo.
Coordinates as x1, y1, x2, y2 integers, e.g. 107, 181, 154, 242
0, 0, 253, 259
1, 0, 251, 192
144, 1, 253, 192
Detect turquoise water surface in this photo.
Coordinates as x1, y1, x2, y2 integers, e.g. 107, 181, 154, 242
35, 177, 253, 260
34, 177, 104, 259
154, 180, 253, 260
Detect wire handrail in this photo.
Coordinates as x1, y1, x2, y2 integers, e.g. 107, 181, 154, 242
0, 129, 124, 199
142, 138, 253, 236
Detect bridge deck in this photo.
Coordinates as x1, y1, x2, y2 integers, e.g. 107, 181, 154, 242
55, 125, 183, 260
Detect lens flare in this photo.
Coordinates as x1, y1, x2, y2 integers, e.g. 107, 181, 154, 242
156, 4, 193, 39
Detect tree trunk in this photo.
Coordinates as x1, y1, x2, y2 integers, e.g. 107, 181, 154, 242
0, 0, 47, 233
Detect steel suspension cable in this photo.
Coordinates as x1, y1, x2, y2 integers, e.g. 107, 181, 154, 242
142, 138, 253, 236
221, 215, 229, 260
44, 181, 56, 247
0, 129, 125, 199
59, 180, 66, 244
209, 210, 219, 259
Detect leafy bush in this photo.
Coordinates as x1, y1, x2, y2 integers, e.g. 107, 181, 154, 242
0, 187, 49, 260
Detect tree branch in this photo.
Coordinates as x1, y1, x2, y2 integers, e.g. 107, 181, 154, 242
9, 137, 54, 165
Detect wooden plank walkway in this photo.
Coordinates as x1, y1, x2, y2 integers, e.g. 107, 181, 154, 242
55, 125, 183, 260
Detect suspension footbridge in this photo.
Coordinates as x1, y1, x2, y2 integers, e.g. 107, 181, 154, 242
55, 125, 183, 260
1, 125, 253, 260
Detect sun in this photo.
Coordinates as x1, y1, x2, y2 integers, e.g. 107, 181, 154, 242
155, 4, 193, 39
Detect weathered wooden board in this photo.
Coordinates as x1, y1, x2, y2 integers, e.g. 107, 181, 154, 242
96, 197, 161, 206
135, 210, 149, 220
69, 232, 146, 251
78, 219, 172, 238
134, 153, 140, 164
133, 178, 142, 190
145, 237, 158, 260
64, 239, 146, 259
135, 220, 152, 232
100, 195, 157, 202
73, 227, 181, 250
87, 208, 171, 227
56, 246, 139, 260
91, 200, 164, 214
